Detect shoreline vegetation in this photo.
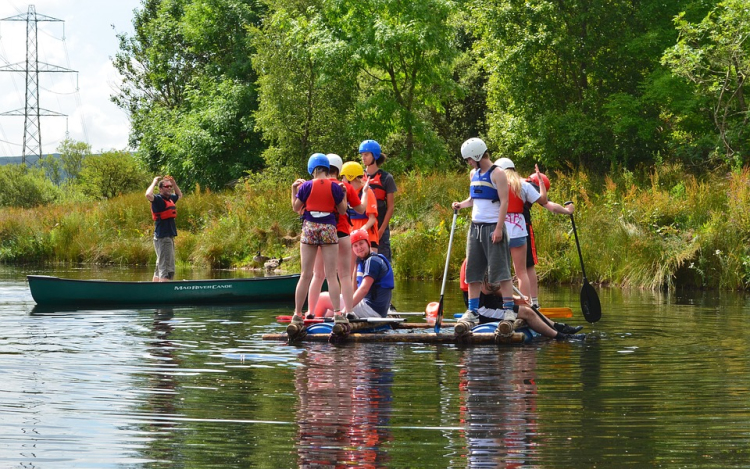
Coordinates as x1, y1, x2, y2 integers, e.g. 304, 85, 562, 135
2, 163, 750, 291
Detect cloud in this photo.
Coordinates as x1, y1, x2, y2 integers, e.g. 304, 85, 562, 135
0, 0, 140, 157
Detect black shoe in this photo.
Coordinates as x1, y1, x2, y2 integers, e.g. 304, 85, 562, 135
554, 322, 584, 334
556, 332, 586, 341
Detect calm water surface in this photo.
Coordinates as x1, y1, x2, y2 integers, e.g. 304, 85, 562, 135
2, 266, 750, 468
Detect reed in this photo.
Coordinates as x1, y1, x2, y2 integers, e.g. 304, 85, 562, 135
1, 166, 750, 290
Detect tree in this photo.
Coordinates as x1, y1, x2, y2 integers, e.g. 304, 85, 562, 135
329, 0, 459, 167
468, 0, 706, 170
38, 154, 63, 185
77, 150, 148, 199
252, 0, 359, 169
57, 138, 91, 180
662, 0, 750, 166
112, 0, 265, 190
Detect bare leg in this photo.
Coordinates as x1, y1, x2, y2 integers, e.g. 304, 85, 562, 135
510, 244, 531, 298
320, 244, 341, 311
338, 236, 354, 312
316, 292, 335, 317
307, 247, 325, 316
517, 305, 558, 338
294, 243, 318, 316
527, 265, 539, 301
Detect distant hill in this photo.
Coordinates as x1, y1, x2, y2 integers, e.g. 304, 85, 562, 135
0, 153, 59, 166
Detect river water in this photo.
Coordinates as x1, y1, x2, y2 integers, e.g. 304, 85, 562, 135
2, 266, 750, 468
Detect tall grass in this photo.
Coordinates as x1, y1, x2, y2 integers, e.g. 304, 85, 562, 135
2, 165, 750, 290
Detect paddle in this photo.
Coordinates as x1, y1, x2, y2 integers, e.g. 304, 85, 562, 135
435, 209, 459, 333
564, 202, 602, 323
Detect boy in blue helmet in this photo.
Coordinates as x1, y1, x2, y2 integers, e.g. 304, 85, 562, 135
359, 140, 397, 264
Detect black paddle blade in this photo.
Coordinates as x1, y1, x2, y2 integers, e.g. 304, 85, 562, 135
434, 297, 444, 334
580, 281, 602, 323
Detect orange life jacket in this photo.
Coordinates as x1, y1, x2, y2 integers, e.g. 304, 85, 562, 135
151, 197, 176, 221
305, 178, 337, 213
507, 187, 524, 213
365, 170, 388, 201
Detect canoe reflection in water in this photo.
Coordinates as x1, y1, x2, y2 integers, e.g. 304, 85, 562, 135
458, 347, 538, 468
294, 344, 395, 466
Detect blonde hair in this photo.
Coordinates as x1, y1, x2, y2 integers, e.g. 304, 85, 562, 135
504, 168, 522, 198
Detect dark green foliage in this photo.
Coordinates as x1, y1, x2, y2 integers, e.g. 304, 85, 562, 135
77, 150, 148, 199
0, 165, 60, 208
112, 0, 265, 190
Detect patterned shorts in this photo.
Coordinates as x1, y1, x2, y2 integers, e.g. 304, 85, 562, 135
301, 220, 338, 245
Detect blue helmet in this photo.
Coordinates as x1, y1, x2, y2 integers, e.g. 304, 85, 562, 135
358, 140, 381, 161
307, 153, 329, 175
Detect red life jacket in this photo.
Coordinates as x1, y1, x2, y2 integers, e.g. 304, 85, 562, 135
507, 187, 524, 214
151, 197, 177, 221
305, 178, 337, 213
365, 170, 388, 202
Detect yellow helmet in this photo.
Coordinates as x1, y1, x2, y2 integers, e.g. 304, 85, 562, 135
340, 161, 364, 181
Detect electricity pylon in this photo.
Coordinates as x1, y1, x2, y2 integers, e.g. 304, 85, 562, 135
0, 5, 76, 164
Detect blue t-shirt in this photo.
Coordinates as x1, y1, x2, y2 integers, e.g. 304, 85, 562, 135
356, 254, 394, 316
296, 179, 345, 225
151, 194, 179, 238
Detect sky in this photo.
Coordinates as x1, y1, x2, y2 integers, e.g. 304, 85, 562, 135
0, 0, 142, 158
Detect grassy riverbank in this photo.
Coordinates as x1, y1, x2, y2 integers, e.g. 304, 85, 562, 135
2, 164, 749, 290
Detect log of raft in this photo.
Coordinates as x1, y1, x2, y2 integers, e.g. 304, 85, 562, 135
263, 332, 527, 344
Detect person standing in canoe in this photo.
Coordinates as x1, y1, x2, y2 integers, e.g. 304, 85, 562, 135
451, 138, 516, 333
522, 167, 575, 308
146, 176, 182, 282
360, 140, 397, 263
290, 154, 349, 329
306, 154, 368, 318
341, 161, 379, 253
315, 229, 394, 319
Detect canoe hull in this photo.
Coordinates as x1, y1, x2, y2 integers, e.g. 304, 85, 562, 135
27, 274, 299, 307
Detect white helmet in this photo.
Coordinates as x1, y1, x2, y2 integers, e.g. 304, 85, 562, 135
326, 153, 343, 173
495, 157, 515, 170
460, 138, 488, 162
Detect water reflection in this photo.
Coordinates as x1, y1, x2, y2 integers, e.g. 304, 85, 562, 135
294, 344, 396, 467
140, 308, 180, 462
457, 347, 540, 468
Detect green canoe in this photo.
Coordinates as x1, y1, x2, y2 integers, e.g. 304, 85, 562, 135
27, 274, 299, 307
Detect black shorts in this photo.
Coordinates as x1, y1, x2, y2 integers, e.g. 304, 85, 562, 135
525, 224, 537, 268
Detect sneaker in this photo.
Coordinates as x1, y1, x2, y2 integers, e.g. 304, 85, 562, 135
459, 309, 480, 324
554, 322, 584, 334
305, 313, 316, 320
555, 332, 586, 341
333, 313, 349, 325
290, 314, 305, 326
346, 313, 357, 321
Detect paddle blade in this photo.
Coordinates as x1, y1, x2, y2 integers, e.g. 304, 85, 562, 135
434, 297, 444, 334
580, 282, 602, 323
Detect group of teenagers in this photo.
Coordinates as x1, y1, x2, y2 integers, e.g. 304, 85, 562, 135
453, 137, 586, 341
289, 140, 397, 332
289, 136, 586, 341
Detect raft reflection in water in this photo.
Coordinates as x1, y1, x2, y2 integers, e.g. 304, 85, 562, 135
294, 344, 395, 466
458, 347, 538, 468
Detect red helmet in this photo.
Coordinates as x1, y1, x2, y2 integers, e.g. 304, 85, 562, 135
350, 229, 369, 245
527, 172, 550, 191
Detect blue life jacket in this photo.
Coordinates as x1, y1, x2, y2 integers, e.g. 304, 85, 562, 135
356, 253, 395, 290
469, 165, 499, 202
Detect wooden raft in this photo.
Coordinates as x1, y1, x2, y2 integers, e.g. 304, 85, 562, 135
262, 332, 525, 344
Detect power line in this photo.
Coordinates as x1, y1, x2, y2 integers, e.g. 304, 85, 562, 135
0, 6, 76, 164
